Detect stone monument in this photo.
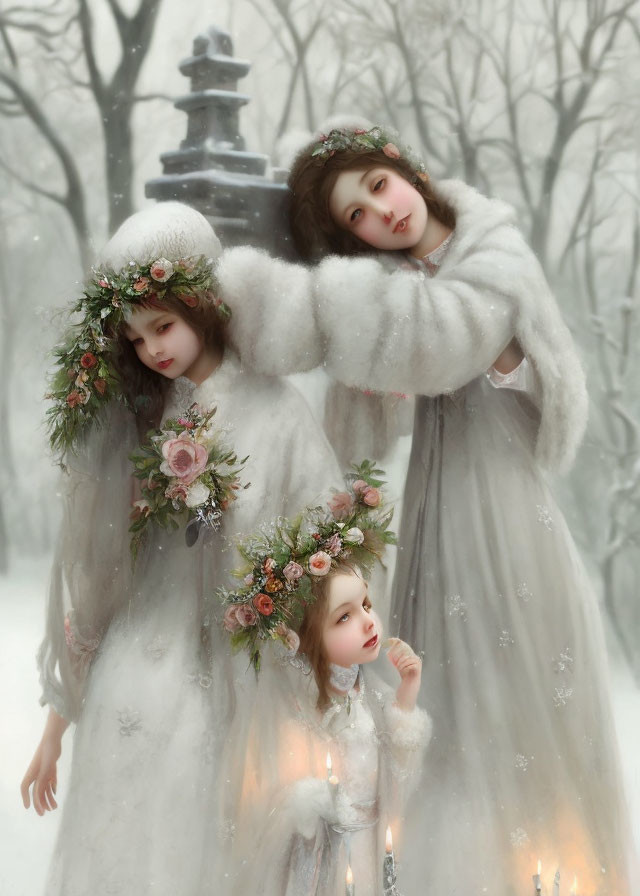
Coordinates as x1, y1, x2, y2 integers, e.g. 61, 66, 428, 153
145, 26, 293, 257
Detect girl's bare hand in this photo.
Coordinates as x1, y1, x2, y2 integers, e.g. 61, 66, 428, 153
386, 638, 422, 711
21, 710, 67, 816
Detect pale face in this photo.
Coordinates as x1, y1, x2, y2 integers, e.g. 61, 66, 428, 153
328, 166, 428, 251
322, 571, 381, 669
124, 306, 210, 383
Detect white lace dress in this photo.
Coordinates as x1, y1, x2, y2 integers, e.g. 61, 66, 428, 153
37, 350, 341, 896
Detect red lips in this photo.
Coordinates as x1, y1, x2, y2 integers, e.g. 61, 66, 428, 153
157, 358, 173, 370
393, 215, 409, 234
363, 634, 379, 649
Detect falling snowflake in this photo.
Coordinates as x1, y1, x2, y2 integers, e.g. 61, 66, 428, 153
117, 709, 142, 737
536, 504, 555, 530
516, 582, 533, 602
554, 648, 574, 674
447, 594, 468, 620
510, 827, 529, 848
220, 818, 236, 842
514, 753, 529, 771
499, 630, 514, 648
553, 686, 574, 707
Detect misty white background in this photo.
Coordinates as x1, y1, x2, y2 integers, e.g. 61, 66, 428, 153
1, 0, 639, 892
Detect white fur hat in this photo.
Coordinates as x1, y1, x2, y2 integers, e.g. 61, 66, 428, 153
98, 202, 222, 272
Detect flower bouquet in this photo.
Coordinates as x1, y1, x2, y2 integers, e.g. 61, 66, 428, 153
129, 403, 247, 561
218, 460, 395, 671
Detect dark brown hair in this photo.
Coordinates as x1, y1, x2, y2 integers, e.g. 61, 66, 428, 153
288, 146, 456, 261
297, 562, 364, 711
108, 293, 226, 440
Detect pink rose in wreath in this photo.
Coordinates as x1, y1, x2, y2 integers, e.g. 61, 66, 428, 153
223, 605, 241, 633
150, 258, 174, 282
133, 276, 150, 292
80, 352, 98, 369
283, 561, 304, 583
161, 433, 208, 484
236, 603, 258, 627
253, 593, 274, 616
382, 143, 400, 159
324, 533, 343, 557
308, 551, 332, 576
179, 294, 199, 308
165, 482, 189, 502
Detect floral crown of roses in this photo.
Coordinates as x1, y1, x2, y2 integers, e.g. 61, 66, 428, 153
46, 254, 229, 458
310, 125, 427, 175
217, 460, 396, 672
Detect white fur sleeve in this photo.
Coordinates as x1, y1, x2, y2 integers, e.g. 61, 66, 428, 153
281, 778, 360, 839
314, 235, 528, 396
217, 246, 321, 375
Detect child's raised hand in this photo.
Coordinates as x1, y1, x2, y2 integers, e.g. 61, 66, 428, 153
385, 637, 422, 711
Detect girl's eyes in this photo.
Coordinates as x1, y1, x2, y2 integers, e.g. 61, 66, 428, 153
350, 208, 362, 223
337, 599, 371, 623
157, 322, 172, 333
131, 337, 143, 347
372, 178, 385, 192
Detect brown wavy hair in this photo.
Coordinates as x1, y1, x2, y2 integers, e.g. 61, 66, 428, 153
288, 145, 456, 261
298, 562, 365, 711
107, 294, 226, 441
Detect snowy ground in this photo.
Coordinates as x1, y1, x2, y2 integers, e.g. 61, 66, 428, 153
1, 555, 639, 896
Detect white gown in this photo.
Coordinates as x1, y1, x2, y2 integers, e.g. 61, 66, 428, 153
215, 179, 638, 894
37, 349, 341, 896
228, 656, 431, 895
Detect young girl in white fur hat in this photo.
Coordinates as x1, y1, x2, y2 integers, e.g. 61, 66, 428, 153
20, 201, 341, 896
213, 128, 637, 895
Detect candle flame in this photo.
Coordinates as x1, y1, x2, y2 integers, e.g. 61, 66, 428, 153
570, 875, 578, 895
386, 826, 393, 854
346, 864, 353, 885
326, 750, 332, 771
537, 860, 542, 875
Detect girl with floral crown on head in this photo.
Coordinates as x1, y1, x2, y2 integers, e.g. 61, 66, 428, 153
20, 201, 341, 896
218, 467, 431, 895
213, 128, 638, 894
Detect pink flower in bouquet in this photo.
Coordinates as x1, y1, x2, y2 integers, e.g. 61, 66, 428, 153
253, 593, 274, 616
165, 482, 188, 503
177, 417, 195, 429
235, 603, 258, 627
352, 479, 368, 496
98, 278, 109, 288
133, 276, 150, 292
223, 605, 241, 633
150, 258, 174, 282
283, 561, 304, 583
382, 142, 400, 159
179, 294, 199, 308
243, 573, 255, 586
363, 487, 381, 507
324, 532, 343, 557
263, 557, 277, 574
94, 378, 107, 396
308, 551, 332, 576
161, 433, 208, 484
328, 491, 354, 520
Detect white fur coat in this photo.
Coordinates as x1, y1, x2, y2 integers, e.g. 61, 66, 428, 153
217, 179, 588, 473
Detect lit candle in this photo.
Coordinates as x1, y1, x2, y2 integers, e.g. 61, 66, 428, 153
383, 825, 397, 894
345, 863, 355, 896
533, 860, 542, 895
570, 875, 578, 896
553, 869, 560, 896
326, 750, 333, 780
